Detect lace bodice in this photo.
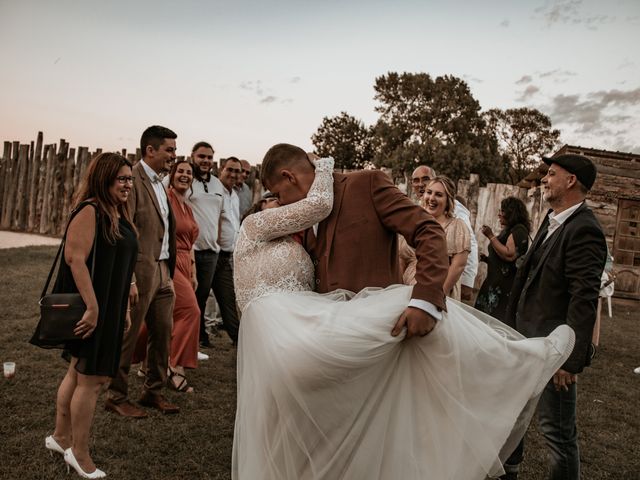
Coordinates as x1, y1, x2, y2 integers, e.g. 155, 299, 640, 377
233, 158, 334, 312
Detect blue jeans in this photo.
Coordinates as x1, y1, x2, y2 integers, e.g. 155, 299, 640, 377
504, 381, 580, 479
539, 380, 580, 479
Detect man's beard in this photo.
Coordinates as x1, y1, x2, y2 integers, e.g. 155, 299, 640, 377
195, 167, 211, 181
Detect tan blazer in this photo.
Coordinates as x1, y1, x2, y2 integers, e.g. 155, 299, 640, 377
129, 162, 176, 283
305, 170, 448, 311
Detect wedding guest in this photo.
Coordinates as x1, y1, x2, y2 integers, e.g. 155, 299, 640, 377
236, 159, 253, 218
214, 156, 242, 344
400, 176, 470, 300
411, 165, 478, 301
31, 153, 138, 478
242, 192, 280, 220
106, 125, 179, 417
503, 154, 607, 480
133, 160, 200, 392
475, 197, 530, 322
187, 141, 225, 349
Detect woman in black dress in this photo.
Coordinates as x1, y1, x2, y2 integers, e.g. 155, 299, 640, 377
475, 197, 530, 322
31, 153, 138, 478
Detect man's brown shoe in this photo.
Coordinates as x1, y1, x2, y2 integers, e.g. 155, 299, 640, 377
105, 398, 148, 418
138, 392, 180, 414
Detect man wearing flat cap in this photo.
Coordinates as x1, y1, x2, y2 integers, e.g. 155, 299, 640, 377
502, 154, 607, 480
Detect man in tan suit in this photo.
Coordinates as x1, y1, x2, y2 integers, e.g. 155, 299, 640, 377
262, 144, 449, 337
106, 125, 178, 417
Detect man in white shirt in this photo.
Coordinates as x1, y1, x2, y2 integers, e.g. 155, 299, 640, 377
188, 141, 226, 348
214, 157, 242, 345
106, 125, 179, 417
411, 165, 479, 300
235, 159, 254, 218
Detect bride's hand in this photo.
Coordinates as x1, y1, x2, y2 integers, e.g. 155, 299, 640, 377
391, 307, 437, 339
310, 156, 334, 172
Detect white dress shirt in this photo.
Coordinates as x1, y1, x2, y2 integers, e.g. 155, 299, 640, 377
454, 200, 479, 288
544, 201, 584, 242
140, 160, 170, 260
219, 186, 241, 252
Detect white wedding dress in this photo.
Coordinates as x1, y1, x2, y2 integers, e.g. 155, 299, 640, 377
232, 158, 574, 480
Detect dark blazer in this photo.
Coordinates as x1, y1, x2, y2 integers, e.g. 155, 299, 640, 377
304, 170, 449, 311
506, 202, 606, 374
129, 161, 176, 281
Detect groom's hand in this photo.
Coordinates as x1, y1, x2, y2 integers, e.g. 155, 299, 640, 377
391, 307, 437, 339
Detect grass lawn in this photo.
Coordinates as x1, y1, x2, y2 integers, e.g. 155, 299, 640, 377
1, 246, 638, 479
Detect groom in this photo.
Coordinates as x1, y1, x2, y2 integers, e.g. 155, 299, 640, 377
261, 144, 449, 337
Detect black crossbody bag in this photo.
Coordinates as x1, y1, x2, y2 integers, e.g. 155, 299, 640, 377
36, 206, 98, 343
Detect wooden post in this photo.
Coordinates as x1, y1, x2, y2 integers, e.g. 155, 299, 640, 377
27, 132, 44, 231
74, 147, 88, 190
0, 142, 11, 227
35, 145, 50, 232
50, 140, 69, 234
39, 145, 56, 234
1, 142, 19, 229
61, 147, 76, 233
12, 144, 31, 230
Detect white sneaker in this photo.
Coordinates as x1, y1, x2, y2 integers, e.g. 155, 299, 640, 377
197, 351, 209, 361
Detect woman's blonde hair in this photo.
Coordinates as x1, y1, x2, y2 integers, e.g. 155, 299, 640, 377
422, 176, 457, 218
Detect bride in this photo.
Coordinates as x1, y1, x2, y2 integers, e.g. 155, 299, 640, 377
232, 157, 574, 480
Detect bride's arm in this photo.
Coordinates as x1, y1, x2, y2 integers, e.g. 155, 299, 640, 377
242, 157, 334, 242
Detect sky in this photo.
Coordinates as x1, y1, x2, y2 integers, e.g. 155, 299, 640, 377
1, 0, 639, 163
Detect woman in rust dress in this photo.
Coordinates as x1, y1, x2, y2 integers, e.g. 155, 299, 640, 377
134, 160, 200, 392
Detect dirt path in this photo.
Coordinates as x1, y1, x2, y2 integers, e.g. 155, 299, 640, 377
0, 230, 60, 249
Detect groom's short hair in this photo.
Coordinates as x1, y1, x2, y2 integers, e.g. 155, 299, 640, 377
261, 143, 310, 187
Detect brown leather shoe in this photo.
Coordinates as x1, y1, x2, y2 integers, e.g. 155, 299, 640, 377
138, 392, 180, 414
105, 398, 148, 418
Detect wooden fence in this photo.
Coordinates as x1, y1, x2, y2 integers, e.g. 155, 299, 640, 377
0, 132, 262, 236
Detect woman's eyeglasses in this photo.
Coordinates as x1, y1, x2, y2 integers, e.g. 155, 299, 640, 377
116, 176, 134, 185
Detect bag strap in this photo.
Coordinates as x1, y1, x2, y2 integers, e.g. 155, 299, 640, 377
40, 202, 99, 299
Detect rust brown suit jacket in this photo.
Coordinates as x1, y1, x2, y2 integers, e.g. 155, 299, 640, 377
304, 170, 449, 311
129, 161, 176, 283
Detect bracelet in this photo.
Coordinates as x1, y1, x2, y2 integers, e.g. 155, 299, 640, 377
127, 308, 131, 312
130, 281, 136, 286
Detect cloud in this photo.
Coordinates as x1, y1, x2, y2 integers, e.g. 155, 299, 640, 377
499, 19, 510, 27
537, 69, 577, 83
534, 0, 616, 30
239, 80, 291, 105
546, 87, 640, 134
617, 59, 635, 70
516, 75, 533, 85
517, 85, 541, 102
462, 74, 483, 83
535, 0, 583, 26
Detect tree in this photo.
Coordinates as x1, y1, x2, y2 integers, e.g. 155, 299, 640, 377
484, 107, 561, 183
371, 72, 508, 184
311, 112, 374, 170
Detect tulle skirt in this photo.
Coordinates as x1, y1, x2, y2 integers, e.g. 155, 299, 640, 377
232, 285, 571, 480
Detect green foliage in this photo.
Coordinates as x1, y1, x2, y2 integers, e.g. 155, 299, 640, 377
310, 72, 512, 184
484, 107, 561, 183
311, 112, 374, 170
371, 72, 509, 183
